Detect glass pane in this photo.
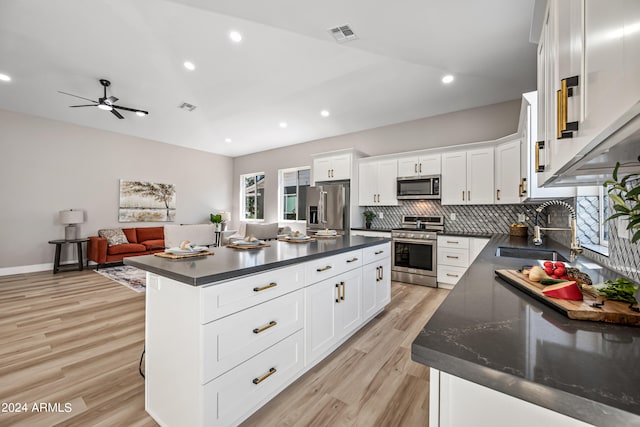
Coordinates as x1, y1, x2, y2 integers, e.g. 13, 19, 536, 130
256, 188, 264, 219
602, 193, 609, 242
245, 196, 255, 219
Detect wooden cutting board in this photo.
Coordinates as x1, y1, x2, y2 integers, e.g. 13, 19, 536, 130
154, 250, 214, 259
226, 243, 271, 250
278, 237, 316, 243
495, 269, 640, 326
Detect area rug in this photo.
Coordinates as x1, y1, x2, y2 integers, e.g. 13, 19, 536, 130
94, 265, 146, 293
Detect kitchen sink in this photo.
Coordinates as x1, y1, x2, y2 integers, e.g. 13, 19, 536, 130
495, 246, 569, 262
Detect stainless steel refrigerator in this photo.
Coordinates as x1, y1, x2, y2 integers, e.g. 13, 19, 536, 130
306, 182, 349, 234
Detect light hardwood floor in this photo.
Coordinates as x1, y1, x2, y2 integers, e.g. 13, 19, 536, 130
0, 270, 448, 427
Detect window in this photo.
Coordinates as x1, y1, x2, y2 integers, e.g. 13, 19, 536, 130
241, 173, 265, 220
576, 186, 609, 253
278, 167, 310, 222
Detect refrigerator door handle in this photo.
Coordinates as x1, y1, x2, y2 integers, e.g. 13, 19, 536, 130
321, 191, 328, 225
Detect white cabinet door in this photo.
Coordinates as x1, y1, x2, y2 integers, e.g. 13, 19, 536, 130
313, 157, 333, 182
305, 276, 339, 365
420, 154, 442, 176
441, 151, 467, 205
397, 154, 441, 177
495, 140, 521, 204
338, 269, 363, 338
375, 257, 391, 310
362, 262, 378, 320
466, 147, 494, 205
397, 157, 421, 178
469, 238, 490, 263
330, 153, 351, 181
377, 159, 399, 205
358, 162, 379, 205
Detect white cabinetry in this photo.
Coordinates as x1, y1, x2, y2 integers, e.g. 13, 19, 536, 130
441, 148, 494, 205
437, 236, 488, 289
362, 243, 391, 320
313, 153, 351, 182
358, 159, 398, 206
397, 154, 441, 178
430, 369, 591, 427
494, 139, 521, 204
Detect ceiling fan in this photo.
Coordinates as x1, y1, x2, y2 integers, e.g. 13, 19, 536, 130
59, 79, 149, 119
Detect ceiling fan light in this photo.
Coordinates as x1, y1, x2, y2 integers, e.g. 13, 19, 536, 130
136, 111, 147, 117
97, 104, 112, 111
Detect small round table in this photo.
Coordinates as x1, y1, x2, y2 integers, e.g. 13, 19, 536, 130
48, 238, 89, 274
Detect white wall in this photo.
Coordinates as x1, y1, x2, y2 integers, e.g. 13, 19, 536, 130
231, 99, 520, 228
0, 109, 233, 272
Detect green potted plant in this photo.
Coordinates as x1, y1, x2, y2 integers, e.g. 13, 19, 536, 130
363, 210, 376, 229
210, 213, 223, 232
603, 161, 640, 243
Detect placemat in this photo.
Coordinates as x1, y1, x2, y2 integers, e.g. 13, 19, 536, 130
226, 243, 271, 250
278, 237, 316, 243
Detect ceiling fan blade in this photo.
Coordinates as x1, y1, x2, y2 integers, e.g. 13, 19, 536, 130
58, 91, 98, 103
113, 105, 149, 115
70, 104, 98, 107
111, 109, 125, 119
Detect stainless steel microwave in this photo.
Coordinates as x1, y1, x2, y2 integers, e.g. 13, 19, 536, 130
397, 175, 441, 200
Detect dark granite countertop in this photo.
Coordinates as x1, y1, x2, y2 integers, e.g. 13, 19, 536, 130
125, 235, 390, 286
440, 230, 494, 238
350, 227, 393, 232
412, 234, 640, 426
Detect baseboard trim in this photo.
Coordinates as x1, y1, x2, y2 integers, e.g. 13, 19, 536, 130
0, 263, 53, 276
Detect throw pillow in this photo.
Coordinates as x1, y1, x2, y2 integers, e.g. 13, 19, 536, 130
245, 222, 279, 240
98, 228, 129, 247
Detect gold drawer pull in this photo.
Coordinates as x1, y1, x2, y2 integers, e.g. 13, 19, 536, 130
446, 255, 459, 259
253, 321, 277, 334
496, 189, 500, 201
340, 281, 345, 300
535, 141, 545, 172
316, 265, 332, 272
446, 241, 459, 244
252, 367, 277, 385
346, 257, 359, 263
374, 250, 384, 255
446, 273, 459, 277
335, 283, 340, 303
253, 282, 277, 292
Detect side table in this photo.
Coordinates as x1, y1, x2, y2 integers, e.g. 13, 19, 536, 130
48, 238, 89, 274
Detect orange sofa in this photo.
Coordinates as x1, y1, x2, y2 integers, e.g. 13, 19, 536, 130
87, 227, 165, 268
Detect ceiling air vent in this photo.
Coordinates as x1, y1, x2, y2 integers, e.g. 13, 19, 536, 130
178, 102, 197, 112
328, 24, 358, 43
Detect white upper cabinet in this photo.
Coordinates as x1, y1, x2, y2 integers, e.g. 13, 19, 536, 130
536, 0, 640, 185
313, 153, 351, 182
358, 159, 398, 206
441, 147, 494, 205
494, 139, 521, 204
397, 154, 441, 178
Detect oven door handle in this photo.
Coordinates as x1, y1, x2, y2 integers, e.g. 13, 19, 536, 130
393, 238, 436, 245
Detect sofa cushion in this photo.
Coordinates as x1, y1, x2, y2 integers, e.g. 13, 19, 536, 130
245, 222, 279, 240
141, 239, 165, 250
98, 229, 129, 247
107, 243, 147, 255
136, 227, 164, 243
122, 228, 137, 243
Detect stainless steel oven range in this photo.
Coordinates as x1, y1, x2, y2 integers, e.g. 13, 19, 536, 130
391, 215, 444, 287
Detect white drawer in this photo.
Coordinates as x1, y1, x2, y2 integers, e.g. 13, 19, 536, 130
200, 264, 304, 324
362, 243, 391, 265
203, 329, 304, 426
437, 265, 467, 285
438, 235, 470, 249
438, 247, 469, 268
201, 289, 304, 383
305, 249, 362, 283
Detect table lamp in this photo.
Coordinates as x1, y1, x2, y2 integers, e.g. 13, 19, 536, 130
60, 209, 84, 240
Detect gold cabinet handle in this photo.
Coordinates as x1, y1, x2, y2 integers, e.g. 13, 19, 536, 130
415, 163, 418, 173
376, 266, 381, 282
335, 283, 340, 303
468, 190, 470, 201
446, 273, 459, 277
317, 265, 332, 272
557, 76, 580, 139
556, 88, 563, 139
379, 266, 383, 281
462, 191, 465, 201
446, 255, 459, 259
446, 240, 459, 244
253, 320, 277, 334
252, 367, 277, 385
535, 141, 545, 172
374, 250, 384, 255
346, 257, 359, 263
253, 282, 277, 292
340, 281, 345, 301
518, 177, 527, 197
419, 163, 422, 173
496, 189, 500, 201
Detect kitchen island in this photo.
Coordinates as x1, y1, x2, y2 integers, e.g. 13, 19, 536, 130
126, 236, 391, 427
412, 234, 640, 426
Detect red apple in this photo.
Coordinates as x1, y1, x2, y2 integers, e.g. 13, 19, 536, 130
542, 281, 583, 300
554, 262, 565, 268
543, 261, 553, 268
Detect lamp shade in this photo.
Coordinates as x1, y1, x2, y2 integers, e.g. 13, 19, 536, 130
220, 211, 231, 222
59, 209, 84, 225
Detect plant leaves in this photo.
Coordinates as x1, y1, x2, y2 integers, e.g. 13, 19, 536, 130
604, 212, 627, 222
612, 162, 620, 181
632, 229, 640, 244
609, 194, 627, 207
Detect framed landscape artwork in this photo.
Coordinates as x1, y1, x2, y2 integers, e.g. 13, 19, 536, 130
119, 180, 176, 222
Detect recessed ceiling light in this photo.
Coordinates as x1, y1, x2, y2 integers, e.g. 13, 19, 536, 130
279, 122, 288, 128
442, 74, 454, 84
320, 110, 330, 117
225, 138, 232, 143
136, 111, 147, 117
184, 61, 195, 71
0, 73, 11, 82
229, 31, 243, 43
